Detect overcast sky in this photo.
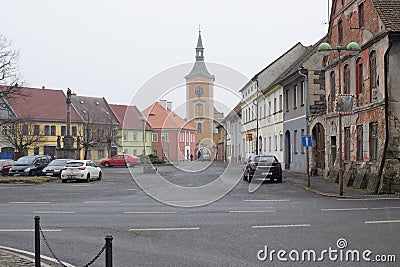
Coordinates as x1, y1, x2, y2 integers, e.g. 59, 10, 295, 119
2, 0, 331, 111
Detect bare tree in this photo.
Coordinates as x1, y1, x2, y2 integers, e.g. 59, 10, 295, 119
0, 33, 24, 99
79, 113, 100, 160
101, 124, 120, 158
2, 118, 47, 159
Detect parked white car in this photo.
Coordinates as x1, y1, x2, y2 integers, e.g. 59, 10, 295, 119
61, 160, 102, 183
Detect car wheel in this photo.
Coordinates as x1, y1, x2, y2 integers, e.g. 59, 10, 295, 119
62, 179, 67, 183
126, 162, 133, 168
243, 169, 248, 181
98, 172, 102, 181
104, 162, 110, 167
277, 175, 282, 183
86, 174, 91, 183
246, 170, 252, 183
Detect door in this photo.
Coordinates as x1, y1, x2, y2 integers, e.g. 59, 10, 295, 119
331, 136, 337, 168
285, 130, 291, 170
312, 123, 325, 170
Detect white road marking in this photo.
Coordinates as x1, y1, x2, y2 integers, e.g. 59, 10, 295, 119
365, 220, 400, 224
229, 210, 275, 213
83, 201, 122, 204
0, 245, 75, 267
322, 208, 368, 211
123, 211, 177, 214
253, 224, 311, 229
33, 211, 75, 214
167, 200, 208, 203
0, 229, 61, 232
337, 198, 400, 201
243, 199, 290, 202
128, 227, 200, 231
9, 202, 50, 204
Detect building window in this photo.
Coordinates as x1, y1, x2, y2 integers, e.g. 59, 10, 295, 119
359, 3, 364, 28
330, 71, 336, 112
161, 133, 169, 142
300, 81, 305, 106
133, 132, 137, 141
72, 126, 77, 136
197, 122, 202, 134
133, 150, 137, 156
274, 98, 277, 113
152, 133, 158, 142
356, 58, 363, 103
180, 133, 184, 142
285, 89, 289, 112
301, 129, 305, 154
152, 149, 157, 156
294, 130, 298, 154
61, 126, 66, 136
338, 19, 343, 43
34, 125, 40, 136
370, 122, 378, 160
357, 125, 363, 161
274, 135, 278, 151
98, 150, 104, 159
344, 127, 351, 160
344, 64, 350, 94
34, 147, 39, 155
195, 103, 203, 117
51, 125, 56, 136
269, 136, 272, 152
279, 95, 282, 111
264, 102, 267, 117
268, 101, 271, 115
21, 124, 28, 135
123, 133, 128, 141
264, 137, 267, 152
293, 85, 298, 108
163, 149, 169, 157
370, 51, 377, 90
280, 133, 283, 151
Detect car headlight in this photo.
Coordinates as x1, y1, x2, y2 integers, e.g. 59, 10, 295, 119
24, 168, 31, 172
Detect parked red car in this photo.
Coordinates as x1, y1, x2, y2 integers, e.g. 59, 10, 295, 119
100, 154, 140, 167
0, 159, 15, 176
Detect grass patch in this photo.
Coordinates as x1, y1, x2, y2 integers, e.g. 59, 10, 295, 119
0, 176, 58, 184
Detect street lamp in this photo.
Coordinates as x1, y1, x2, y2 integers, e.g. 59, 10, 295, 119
318, 41, 361, 196
140, 116, 148, 172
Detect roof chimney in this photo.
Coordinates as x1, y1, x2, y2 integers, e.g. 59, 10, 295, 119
159, 99, 167, 110
167, 101, 172, 110
42, 86, 45, 89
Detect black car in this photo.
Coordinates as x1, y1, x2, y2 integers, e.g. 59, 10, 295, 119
9, 155, 52, 176
243, 155, 282, 183
42, 158, 74, 177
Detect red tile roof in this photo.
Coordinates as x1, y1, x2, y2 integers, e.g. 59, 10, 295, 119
7, 87, 81, 122
142, 102, 196, 131
109, 104, 151, 130
373, 0, 400, 32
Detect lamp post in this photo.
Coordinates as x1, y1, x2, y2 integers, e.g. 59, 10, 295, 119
140, 116, 147, 172
318, 41, 361, 196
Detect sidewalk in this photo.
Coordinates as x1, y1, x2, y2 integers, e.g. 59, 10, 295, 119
0, 248, 36, 267
284, 170, 400, 199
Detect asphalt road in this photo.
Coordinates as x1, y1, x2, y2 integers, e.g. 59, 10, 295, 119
0, 162, 399, 266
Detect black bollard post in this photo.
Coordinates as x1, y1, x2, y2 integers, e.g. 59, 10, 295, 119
34, 216, 40, 267
105, 235, 113, 267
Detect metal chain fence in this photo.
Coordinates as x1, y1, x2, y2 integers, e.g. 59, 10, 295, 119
35, 216, 112, 267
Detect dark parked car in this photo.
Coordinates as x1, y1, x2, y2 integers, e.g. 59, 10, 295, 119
0, 159, 15, 176
243, 155, 282, 183
9, 155, 52, 176
100, 154, 140, 167
42, 158, 74, 177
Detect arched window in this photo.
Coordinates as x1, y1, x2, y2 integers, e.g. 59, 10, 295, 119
195, 103, 203, 117
197, 122, 202, 134
356, 58, 363, 105
369, 51, 377, 102
344, 64, 351, 94
330, 71, 336, 112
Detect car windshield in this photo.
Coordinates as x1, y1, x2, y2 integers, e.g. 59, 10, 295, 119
65, 162, 84, 167
15, 156, 35, 165
48, 159, 67, 166
253, 156, 276, 163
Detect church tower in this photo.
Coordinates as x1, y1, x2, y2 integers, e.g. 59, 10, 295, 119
185, 30, 217, 156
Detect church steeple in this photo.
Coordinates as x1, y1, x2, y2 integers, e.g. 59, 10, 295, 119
186, 30, 214, 79
195, 30, 204, 62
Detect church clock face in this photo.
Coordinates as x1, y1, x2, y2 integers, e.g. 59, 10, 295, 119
194, 85, 204, 96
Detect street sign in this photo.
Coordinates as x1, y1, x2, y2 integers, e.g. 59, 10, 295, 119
301, 135, 313, 147
246, 133, 253, 141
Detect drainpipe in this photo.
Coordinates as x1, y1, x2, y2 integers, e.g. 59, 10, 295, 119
376, 35, 392, 194
299, 67, 311, 184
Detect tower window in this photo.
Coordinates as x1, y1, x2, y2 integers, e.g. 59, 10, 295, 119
197, 122, 202, 134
